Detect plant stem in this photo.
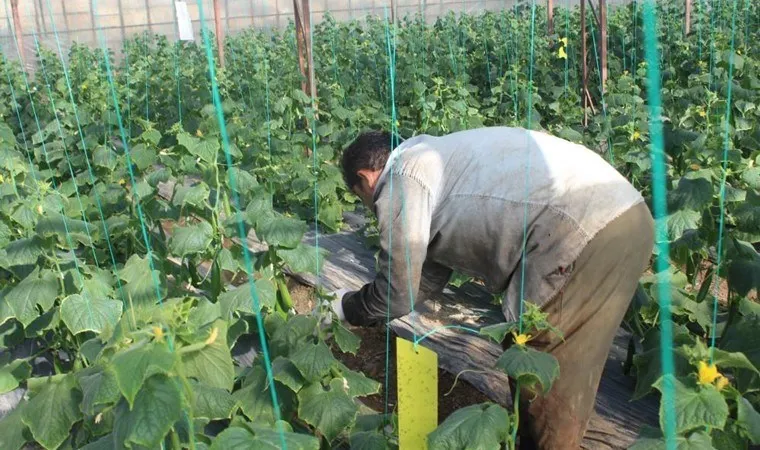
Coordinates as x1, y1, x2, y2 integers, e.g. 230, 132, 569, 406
509, 384, 521, 450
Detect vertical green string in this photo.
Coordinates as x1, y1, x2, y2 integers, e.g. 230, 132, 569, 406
710, 0, 739, 361
642, 1, 677, 448
42, 0, 127, 303
193, 2, 286, 447
171, 3, 183, 126
143, 33, 151, 122
564, 0, 570, 93
586, 4, 614, 162
306, 0, 321, 285
33, 32, 102, 268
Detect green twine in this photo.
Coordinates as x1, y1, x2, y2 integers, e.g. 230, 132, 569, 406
710, 0, 739, 361
642, 1, 677, 448
517, 0, 537, 334
193, 2, 287, 447
413, 325, 479, 347
586, 3, 614, 162
42, 0, 127, 304
306, 0, 321, 284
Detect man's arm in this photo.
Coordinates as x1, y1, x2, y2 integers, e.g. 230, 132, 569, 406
341, 172, 434, 326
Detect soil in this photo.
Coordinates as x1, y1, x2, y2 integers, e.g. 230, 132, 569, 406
286, 279, 493, 423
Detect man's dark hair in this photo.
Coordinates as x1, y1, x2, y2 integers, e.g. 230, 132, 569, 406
341, 131, 394, 189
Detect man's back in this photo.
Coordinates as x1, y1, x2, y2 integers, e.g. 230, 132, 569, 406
378, 127, 643, 320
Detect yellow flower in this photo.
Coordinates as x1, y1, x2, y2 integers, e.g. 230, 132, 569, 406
0, 174, 4, 183
118, 178, 126, 186
698, 361, 721, 386
716, 375, 730, 391
737, 49, 742, 55
205, 327, 219, 345
152, 326, 165, 342
630, 131, 641, 142
513, 332, 531, 347
557, 47, 567, 60
36, 204, 43, 215
559, 37, 568, 46
698, 109, 706, 118
196, 129, 204, 137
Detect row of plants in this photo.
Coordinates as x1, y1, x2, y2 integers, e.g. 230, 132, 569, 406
0, 0, 758, 448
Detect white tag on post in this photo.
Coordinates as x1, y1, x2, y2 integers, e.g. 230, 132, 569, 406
175, 1, 194, 41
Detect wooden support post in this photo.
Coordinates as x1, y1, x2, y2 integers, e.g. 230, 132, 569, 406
224, 0, 230, 34
116, 0, 126, 45
547, 0, 554, 35
60, 0, 72, 38
89, 0, 97, 46
144, 0, 153, 33
581, 0, 588, 126
600, 0, 607, 90
293, 0, 314, 99
213, 0, 225, 66
10, 0, 25, 66
685, 0, 692, 36
391, 0, 397, 24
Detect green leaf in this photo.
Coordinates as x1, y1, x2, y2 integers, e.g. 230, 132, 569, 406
653, 376, 728, 434
669, 176, 713, 210
60, 294, 122, 335
662, 209, 701, 242
21, 374, 82, 450
120, 254, 166, 305
173, 182, 211, 208
191, 381, 238, 420
736, 396, 760, 444
181, 320, 235, 391
209, 424, 319, 450
169, 221, 214, 257
338, 363, 381, 398
427, 403, 509, 450
5, 268, 59, 327
1, 236, 45, 268
743, 167, 760, 190
111, 342, 178, 408
297, 379, 358, 442
141, 129, 161, 146
494, 345, 560, 394
130, 144, 157, 170
272, 357, 306, 393
178, 133, 218, 164
256, 215, 307, 249
350, 431, 390, 450
629, 427, 716, 450
233, 365, 292, 424
0, 406, 30, 450
278, 244, 327, 274
78, 368, 120, 416
479, 322, 519, 344
269, 315, 319, 357
218, 278, 276, 318
114, 374, 182, 448
332, 321, 360, 354
290, 341, 338, 382
0, 358, 31, 394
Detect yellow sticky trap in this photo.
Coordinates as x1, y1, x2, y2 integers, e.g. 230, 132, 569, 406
396, 337, 438, 450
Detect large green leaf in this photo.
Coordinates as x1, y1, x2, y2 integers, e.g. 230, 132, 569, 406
0, 357, 31, 394
218, 278, 276, 318
332, 321, 361, 355
21, 374, 82, 450
272, 357, 307, 393
427, 403, 509, 450
269, 315, 319, 357
350, 431, 391, 450
233, 365, 293, 424
5, 268, 59, 327
36, 213, 97, 246
653, 376, 728, 435
736, 396, 760, 444
662, 209, 701, 242
0, 406, 30, 450
278, 244, 327, 274
119, 253, 166, 305
60, 294, 122, 335
173, 182, 211, 208
177, 133, 218, 164
337, 363, 381, 398
181, 320, 235, 391
1, 236, 45, 268
742, 166, 760, 190
297, 379, 358, 442
111, 342, 178, 408
629, 427, 716, 450
78, 368, 120, 415
494, 345, 559, 394
669, 176, 713, 211
256, 215, 308, 249
113, 374, 182, 448
290, 340, 339, 382
169, 221, 214, 257
479, 322, 519, 344
191, 381, 238, 420
209, 424, 319, 450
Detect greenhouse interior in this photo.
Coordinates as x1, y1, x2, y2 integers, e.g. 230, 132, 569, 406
0, 0, 759, 449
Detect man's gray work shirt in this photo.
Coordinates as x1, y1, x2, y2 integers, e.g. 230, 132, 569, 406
341, 127, 644, 326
